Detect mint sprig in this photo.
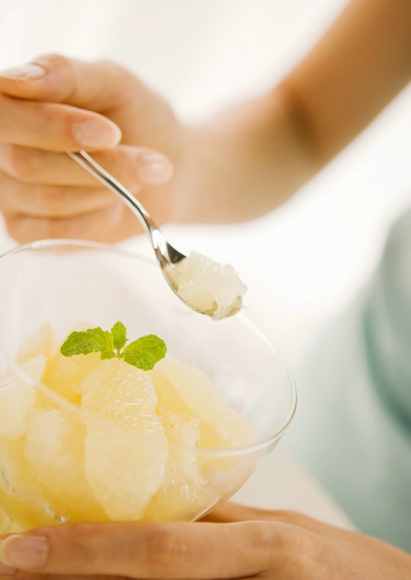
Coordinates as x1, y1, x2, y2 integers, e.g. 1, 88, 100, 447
111, 321, 127, 353
120, 335, 167, 370
60, 322, 166, 371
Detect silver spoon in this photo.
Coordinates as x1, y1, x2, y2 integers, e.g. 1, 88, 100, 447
67, 150, 193, 305
67, 150, 246, 319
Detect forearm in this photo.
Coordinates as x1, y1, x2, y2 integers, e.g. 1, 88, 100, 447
175, 0, 411, 224
283, 0, 411, 162
174, 88, 319, 223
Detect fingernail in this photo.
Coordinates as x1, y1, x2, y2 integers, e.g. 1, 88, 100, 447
0, 63, 46, 80
137, 153, 173, 183
73, 118, 122, 148
0, 560, 15, 576
0, 535, 48, 570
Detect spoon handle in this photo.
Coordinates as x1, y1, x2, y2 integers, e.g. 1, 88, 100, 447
67, 150, 158, 235
67, 150, 185, 267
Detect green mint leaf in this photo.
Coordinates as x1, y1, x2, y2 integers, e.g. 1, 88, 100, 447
111, 321, 127, 351
60, 327, 114, 359
100, 350, 116, 360
120, 334, 167, 371
61, 324, 167, 370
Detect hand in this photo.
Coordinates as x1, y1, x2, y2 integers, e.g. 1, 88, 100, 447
0, 54, 183, 242
0, 503, 410, 579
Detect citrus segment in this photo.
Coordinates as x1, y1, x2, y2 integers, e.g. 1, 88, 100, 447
0, 438, 54, 530
0, 355, 45, 439
25, 408, 106, 522
0, 322, 255, 526
42, 351, 101, 404
80, 358, 168, 520
150, 357, 253, 449
169, 251, 247, 320
145, 412, 219, 520
16, 322, 58, 364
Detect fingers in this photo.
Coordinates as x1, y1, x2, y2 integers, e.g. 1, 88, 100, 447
0, 54, 178, 244
0, 522, 272, 579
0, 57, 126, 154
0, 142, 173, 243
0, 54, 141, 112
0, 177, 116, 219
5, 574, 127, 580
4, 573, 129, 580
0, 94, 121, 152
205, 503, 348, 542
201, 502, 263, 523
3, 203, 141, 244
0, 145, 173, 188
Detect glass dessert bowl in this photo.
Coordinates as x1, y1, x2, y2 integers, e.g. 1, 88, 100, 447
0, 240, 296, 532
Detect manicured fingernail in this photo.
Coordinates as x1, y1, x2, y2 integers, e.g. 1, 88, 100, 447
0, 535, 48, 570
0, 560, 15, 576
0, 63, 46, 80
73, 118, 122, 148
137, 153, 173, 183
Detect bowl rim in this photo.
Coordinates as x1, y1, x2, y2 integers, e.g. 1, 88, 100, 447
0, 238, 298, 456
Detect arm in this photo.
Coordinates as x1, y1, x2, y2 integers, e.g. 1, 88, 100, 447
175, 0, 411, 222
0, 0, 409, 241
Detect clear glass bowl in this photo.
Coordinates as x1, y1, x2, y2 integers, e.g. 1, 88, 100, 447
0, 240, 296, 531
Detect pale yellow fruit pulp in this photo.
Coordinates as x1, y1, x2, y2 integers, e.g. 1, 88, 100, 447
169, 251, 247, 320
0, 323, 253, 529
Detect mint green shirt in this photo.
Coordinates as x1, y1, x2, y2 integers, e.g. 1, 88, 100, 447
284, 207, 411, 553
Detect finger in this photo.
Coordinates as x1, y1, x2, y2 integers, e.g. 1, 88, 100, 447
0, 522, 272, 579
0, 144, 173, 188
2, 571, 129, 580
201, 502, 270, 523
0, 551, 134, 580
251, 510, 347, 539
0, 54, 141, 112
204, 503, 347, 541
0, 94, 121, 152
0, 173, 117, 219
3, 202, 142, 243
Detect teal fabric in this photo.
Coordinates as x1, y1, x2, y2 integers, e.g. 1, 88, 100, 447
284, 208, 411, 553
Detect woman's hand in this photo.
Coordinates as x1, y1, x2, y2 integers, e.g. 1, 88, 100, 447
0, 502, 410, 579
0, 54, 182, 242
2, 0, 410, 243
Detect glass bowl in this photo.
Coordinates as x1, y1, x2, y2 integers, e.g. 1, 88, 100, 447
0, 240, 296, 531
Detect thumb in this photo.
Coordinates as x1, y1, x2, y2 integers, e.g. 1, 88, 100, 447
0, 53, 139, 112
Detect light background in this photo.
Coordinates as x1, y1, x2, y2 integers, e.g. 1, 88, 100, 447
0, 0, 410, 367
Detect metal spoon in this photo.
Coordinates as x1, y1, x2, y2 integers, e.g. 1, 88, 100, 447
68, 150, 246, 319
66, 150, 195, 308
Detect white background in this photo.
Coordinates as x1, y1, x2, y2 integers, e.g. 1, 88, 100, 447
0, 0, 410, 367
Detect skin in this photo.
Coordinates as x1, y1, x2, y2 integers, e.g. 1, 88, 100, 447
0, 57, 180, 242
0, 0, 409, 240
0, 503, 411, 579
0, 0, 410, 577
